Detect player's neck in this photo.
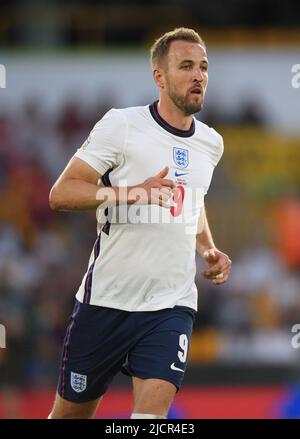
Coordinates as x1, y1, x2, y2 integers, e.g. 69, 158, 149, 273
157, 99, 193, 132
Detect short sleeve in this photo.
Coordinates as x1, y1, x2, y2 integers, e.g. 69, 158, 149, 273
74, 108, 127, 176
212, 130, 224, 167
204, 130, 224, 196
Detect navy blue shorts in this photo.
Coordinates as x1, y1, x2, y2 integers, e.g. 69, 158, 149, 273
57, 300, 196, 403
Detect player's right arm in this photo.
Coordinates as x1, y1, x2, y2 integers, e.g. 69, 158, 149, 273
49, 156, 104, 211
49, 109, 174, 211
49, 159, 174, 211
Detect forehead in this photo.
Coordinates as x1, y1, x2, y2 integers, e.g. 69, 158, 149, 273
168, 40, 207, 63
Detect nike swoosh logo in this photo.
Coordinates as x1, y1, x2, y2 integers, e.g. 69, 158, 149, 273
170, 362, 185, 372
175, 171, 189, 177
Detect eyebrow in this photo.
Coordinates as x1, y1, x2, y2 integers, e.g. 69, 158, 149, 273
179, 59, 209, 65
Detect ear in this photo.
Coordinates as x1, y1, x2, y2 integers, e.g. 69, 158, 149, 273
153, 67, 165, 89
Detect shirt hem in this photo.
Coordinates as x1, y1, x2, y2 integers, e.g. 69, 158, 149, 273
75, 294, 197, 313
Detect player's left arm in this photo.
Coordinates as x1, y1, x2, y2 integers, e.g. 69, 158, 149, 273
196, 206, 232, 285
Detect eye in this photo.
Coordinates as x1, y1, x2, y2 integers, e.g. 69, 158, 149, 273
201, 65, 208, 72
181, 64, 192, 70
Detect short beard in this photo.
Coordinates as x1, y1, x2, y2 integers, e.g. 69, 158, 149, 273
167, 85, 203, 116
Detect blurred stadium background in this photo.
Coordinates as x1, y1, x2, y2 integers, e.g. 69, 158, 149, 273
0, 0, 300, 419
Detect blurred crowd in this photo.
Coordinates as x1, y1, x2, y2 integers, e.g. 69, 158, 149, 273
0, 97, 300, 393
0, 98, 111, 389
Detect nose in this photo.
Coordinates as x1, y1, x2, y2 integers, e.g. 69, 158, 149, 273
194, 68, 205, 82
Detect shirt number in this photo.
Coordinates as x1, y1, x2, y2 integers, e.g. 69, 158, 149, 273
170, 186, 185, 217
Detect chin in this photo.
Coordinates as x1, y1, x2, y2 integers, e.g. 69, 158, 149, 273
186, 97, 203, 113
186, 102, 203, 115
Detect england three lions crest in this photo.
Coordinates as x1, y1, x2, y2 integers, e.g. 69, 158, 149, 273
173, 147, 189, 169
71, 371, 87, 393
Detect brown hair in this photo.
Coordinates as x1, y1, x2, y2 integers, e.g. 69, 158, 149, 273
150, 27, 206, 69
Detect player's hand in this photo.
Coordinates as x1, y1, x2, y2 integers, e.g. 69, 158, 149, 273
201, 248, 232, 285
129, 166, 175, 207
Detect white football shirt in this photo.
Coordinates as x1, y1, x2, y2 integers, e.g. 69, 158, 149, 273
74, 102, 223, 311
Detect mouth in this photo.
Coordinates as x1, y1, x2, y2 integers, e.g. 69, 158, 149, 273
189, 87, 202, 96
